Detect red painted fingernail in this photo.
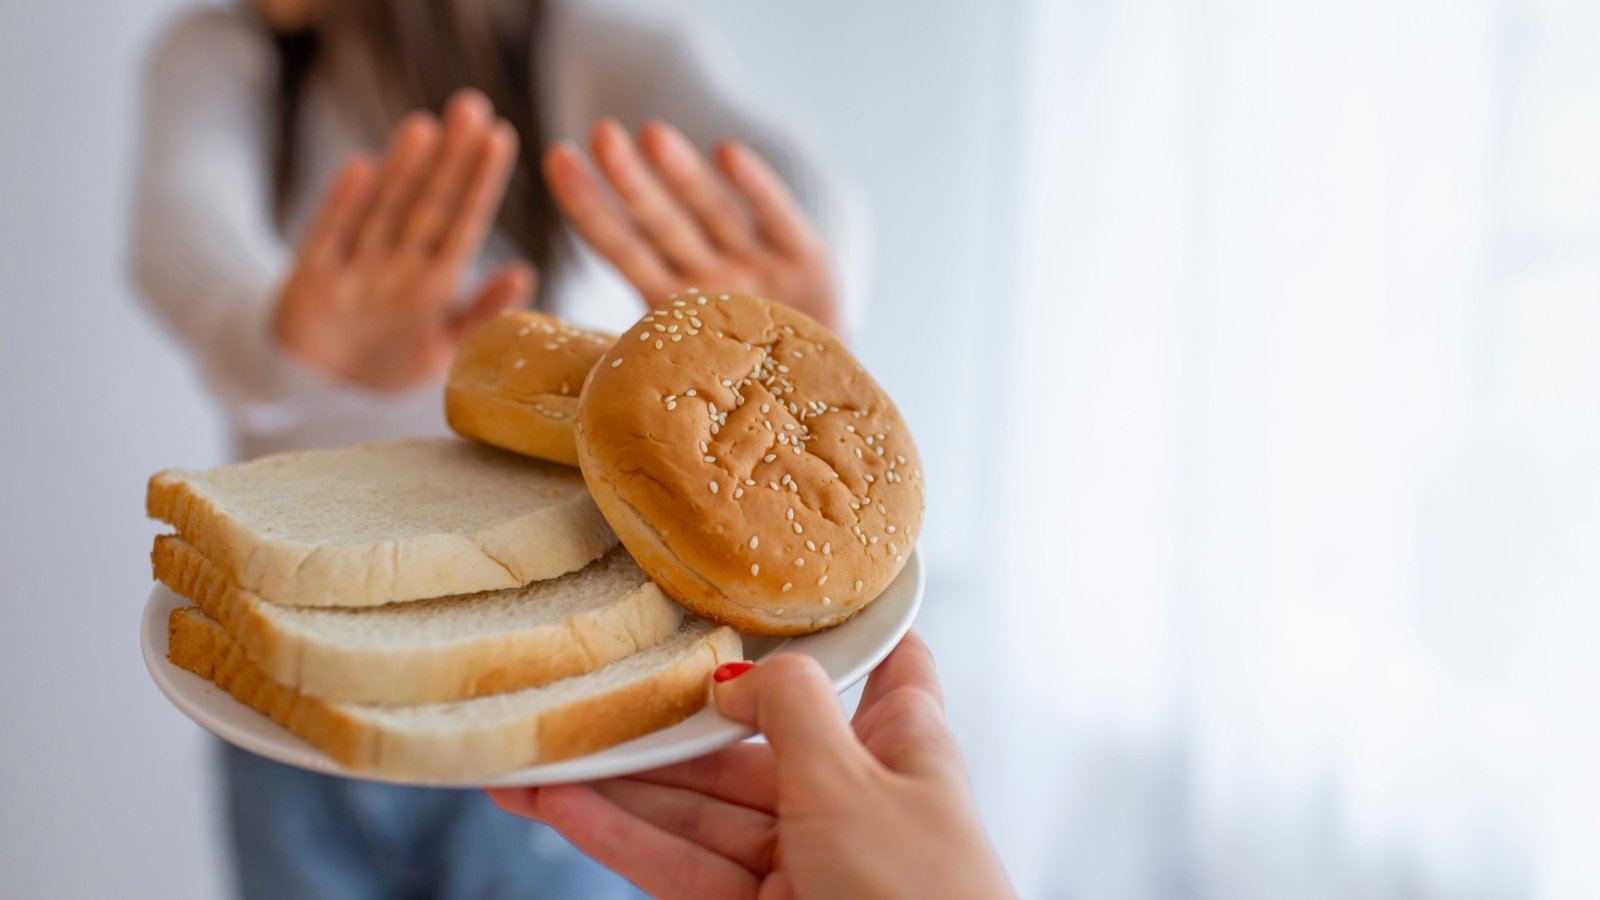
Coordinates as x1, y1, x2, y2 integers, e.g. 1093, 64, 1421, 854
713, 661, 755, 683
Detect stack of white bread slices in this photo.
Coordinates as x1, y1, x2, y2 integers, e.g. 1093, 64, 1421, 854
148, 438, 742, 781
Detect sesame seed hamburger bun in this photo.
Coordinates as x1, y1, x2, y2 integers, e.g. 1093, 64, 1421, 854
446, 311, 615, 466
575, 292, 925, 636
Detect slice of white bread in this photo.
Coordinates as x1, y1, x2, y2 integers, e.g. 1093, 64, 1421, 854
153, 536, 684, 704
167, 607, 743, 781
147, 439, 617, 608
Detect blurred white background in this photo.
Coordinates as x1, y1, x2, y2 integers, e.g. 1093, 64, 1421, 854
2, 1, 1597, 898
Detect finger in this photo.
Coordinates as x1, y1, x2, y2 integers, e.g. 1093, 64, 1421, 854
535, 784, 760, 899
590, 119, 717, 271
435, 121, 518, 263
852, 683, 961, 778
543, 142, 678, 302
853, 631, 944, 722
400, 90, 495, 253
632, 741, 778, 812
592, 779, 776, 875
713, 654, 872, 786
486, 786, 541, 820
299, 156, 377, 264
353, 113, 440, 256
714, 141, 818, 256
449, 262, 535, 340
639, 121, 758, 255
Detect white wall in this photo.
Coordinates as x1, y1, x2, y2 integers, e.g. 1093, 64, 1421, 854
0, 0, 228, 897
0, 2, 1015, 897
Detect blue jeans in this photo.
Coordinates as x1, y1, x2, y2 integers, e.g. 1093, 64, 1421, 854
221, 743, 644, 900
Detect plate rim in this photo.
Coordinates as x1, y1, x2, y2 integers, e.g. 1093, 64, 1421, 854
141, 550, 924, 787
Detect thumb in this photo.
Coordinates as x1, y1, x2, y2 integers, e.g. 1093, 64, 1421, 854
451, 262, 536, 340
713, 654, 871, 784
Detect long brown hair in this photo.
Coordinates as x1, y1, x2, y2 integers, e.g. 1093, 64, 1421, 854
270, 0, 565, 297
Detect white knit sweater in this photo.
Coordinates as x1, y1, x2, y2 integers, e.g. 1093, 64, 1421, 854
130, 2, 864, 460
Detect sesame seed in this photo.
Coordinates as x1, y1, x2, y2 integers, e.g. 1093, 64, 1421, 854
749, 536, 759, 549
639, 332, 649, 341
793, 522, 803, 534
674, 299, 688, 306
686, 389, 697, 397
750, 563, 759, 576
672, 335, 683, 342
611, 358, 623, 368
806, 540, 816, 551
823, 543, 832, 555
890, 542, 899, 556
794, 558, 805, 566
704, 455, 716, 463
545, 342, 558, 350
855, 579, 864, 591
654, 324, 667, 332
769, 482, 780, 490
710, 481, 719, 494
870, 536, 879, 544
666, 400, 677, 410
822, 597, 833, 606
887, 525, 897, 533
818, 575, 828, 586
775, 607, 785, 615
514, 358, 526, 369
782, 582, 792, 592
655, 339, 664, 349
786, 509, 794, 520
763, 454, 776, 463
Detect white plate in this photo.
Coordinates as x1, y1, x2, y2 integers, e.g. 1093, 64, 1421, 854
141, 551, 923, 788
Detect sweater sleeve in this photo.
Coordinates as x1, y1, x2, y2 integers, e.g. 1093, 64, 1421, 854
128, 8, 386, 435
541, 3, 871, 337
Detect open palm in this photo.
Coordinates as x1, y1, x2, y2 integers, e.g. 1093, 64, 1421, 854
543, 120, 841, 334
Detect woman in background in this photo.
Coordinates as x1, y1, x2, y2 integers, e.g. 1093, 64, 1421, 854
129, 1, 861, 896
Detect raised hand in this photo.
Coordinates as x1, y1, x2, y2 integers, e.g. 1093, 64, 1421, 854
273, 90, 533, 390
543, 120, 842, 334
488, 633, 1014, 900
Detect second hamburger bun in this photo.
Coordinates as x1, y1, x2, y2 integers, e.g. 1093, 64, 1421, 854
575, 292, 925, 636
447, 311, 615, 466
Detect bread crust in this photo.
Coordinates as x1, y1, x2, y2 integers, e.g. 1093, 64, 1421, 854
153, 536, 683, 704
446, 311, 614, 465
167, 608, 743, 782
146, 439, 617, 608
575, 293, 925, 636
